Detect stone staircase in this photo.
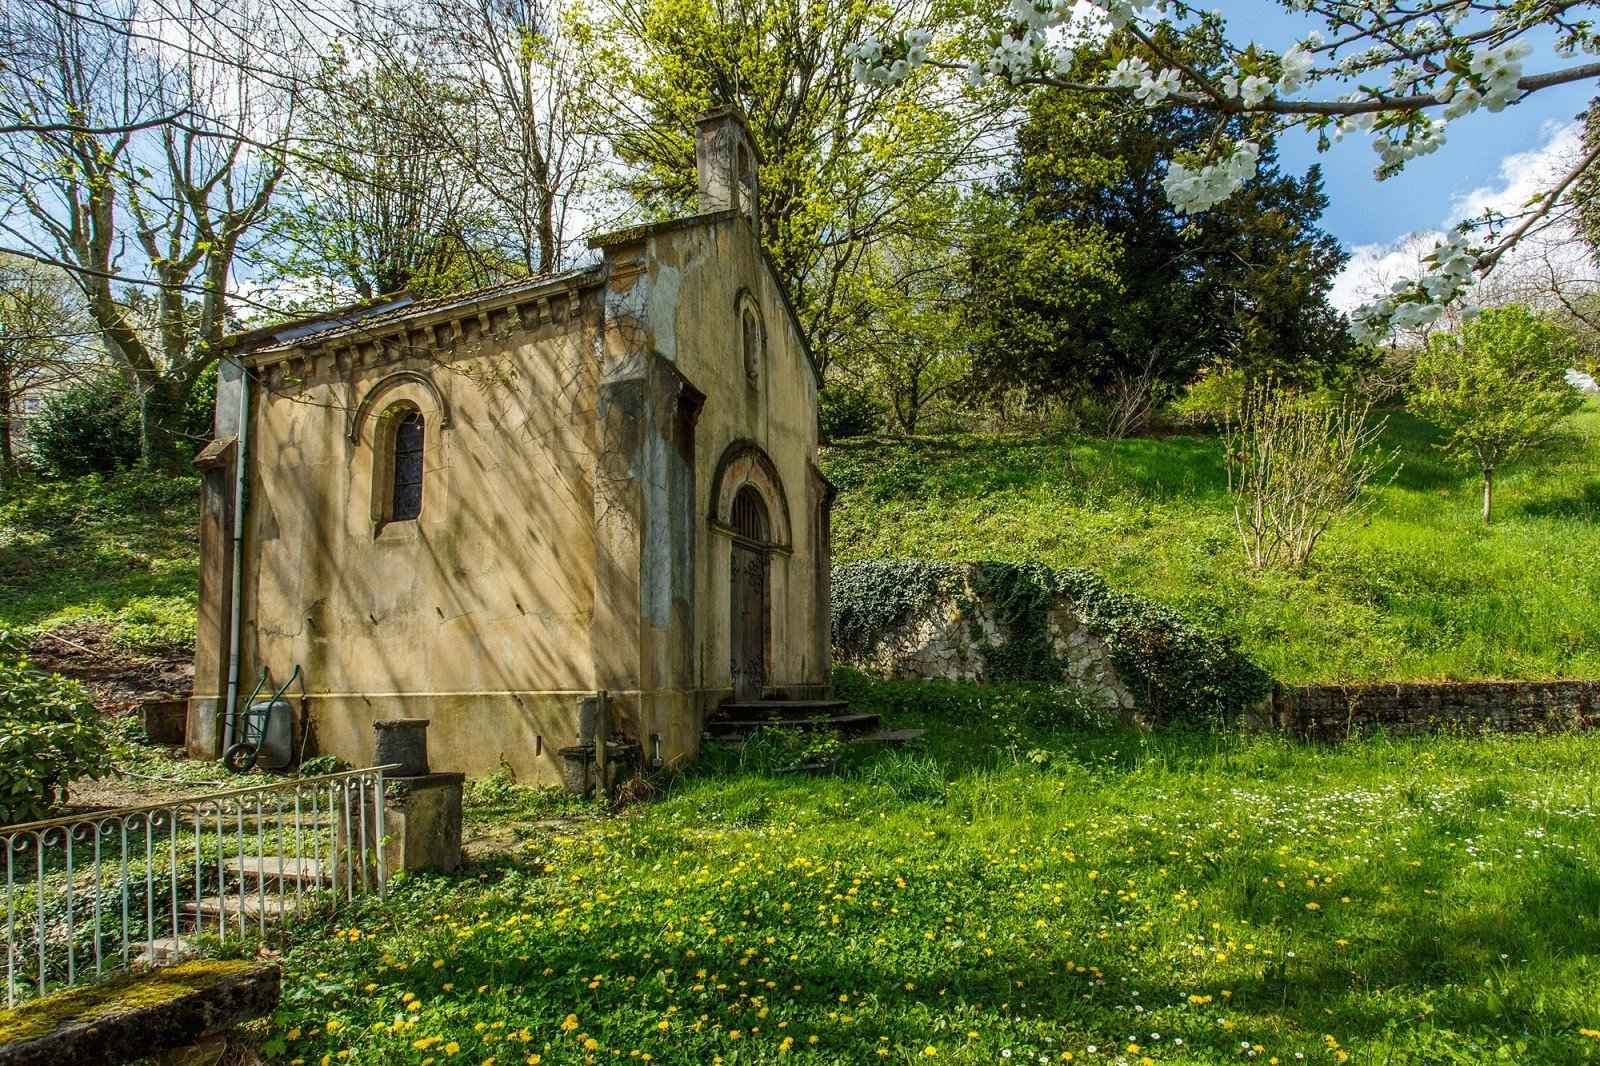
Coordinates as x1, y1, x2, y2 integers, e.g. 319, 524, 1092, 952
704, 696, 924, 747
141, 823, 349, 963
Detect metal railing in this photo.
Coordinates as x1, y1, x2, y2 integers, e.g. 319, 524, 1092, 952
1, 764, 398, 1007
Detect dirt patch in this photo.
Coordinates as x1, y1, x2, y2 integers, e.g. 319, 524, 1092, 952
27, 622, 193, 711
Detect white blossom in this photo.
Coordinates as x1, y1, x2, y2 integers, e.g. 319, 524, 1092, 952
1277, 44, 1313, 95
1239, 74, 1272, 106
1107, 56, 1150, 89
1350, 232, 1480, 341
1135, 67, 1183, 104
1163, 140, 1260, 213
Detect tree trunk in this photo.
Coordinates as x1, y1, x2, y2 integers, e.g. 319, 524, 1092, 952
138, 373, 191, 473
1481, 466, 1494, 525
0, 361, 14, 485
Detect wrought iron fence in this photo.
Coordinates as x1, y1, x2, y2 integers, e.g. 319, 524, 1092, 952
1, 764, 398, 1007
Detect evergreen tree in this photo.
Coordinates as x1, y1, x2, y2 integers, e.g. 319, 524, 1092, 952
968, 31, 1350, 417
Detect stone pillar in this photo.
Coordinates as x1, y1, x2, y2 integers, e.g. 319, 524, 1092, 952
374, 719, 463, 875
187, 436, 237, 760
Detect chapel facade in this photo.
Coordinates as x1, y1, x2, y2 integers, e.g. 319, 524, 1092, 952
186, 109, 834, 780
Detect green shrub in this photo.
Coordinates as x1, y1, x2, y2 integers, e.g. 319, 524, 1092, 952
818, 383, 883, 441
28, 374, 143, 477
1167, 364, 1246, 428
29, 371, 216, 477
0, 640, 112, 824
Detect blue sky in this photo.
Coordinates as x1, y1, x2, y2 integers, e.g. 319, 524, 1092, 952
1209, 2, 1594, 252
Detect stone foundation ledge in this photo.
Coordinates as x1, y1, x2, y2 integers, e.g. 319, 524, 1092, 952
0, 960, 279, 1066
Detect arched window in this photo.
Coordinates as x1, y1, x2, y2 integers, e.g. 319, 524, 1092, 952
391, 410, 425, 521
741, 302, 762, 380
731, 485, 770, 544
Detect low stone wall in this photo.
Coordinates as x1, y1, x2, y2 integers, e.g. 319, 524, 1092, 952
834, 564, 1136, 715
1271, 680, 1600, 741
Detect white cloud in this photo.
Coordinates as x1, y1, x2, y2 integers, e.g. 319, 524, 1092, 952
1447, 121, 1584, 225
1331, 121, 1597, 313
1329, 231, 1446, 312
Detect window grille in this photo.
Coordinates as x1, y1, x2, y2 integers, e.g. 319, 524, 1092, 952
392, 411, 424, 521
731, 485, 769, 543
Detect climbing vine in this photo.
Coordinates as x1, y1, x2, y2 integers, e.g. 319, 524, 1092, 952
832, 560, 1272, 724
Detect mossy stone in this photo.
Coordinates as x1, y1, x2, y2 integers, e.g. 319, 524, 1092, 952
0, 960, 279, 1066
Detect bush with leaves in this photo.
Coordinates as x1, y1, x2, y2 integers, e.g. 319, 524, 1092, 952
30, 371, 214, 477
818, 383, 884, 442
1410, 304, 1584, 525
27, 373, 143, 477
0, 639, 112, 824
833, 560, 1271, 725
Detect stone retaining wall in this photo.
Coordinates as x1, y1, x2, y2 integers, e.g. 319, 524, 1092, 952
1270, 680, 1600, 741
834, 565, 1136, 715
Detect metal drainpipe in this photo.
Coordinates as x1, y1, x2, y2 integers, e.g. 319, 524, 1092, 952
221, 359, 251, 751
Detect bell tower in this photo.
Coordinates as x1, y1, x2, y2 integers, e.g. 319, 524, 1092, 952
695, 107, 761, 237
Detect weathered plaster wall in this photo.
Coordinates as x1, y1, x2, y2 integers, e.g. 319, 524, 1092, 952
662, 218, 825, 691
592, 212, 830, 760
228, 290, 605, 780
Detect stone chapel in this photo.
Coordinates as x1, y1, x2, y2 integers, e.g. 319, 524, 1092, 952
186, 109, 835, 781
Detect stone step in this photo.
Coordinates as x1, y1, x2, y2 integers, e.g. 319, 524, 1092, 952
705, 712, 881, 739
180, 892, 296, 926
136, 935, 197, 964
224, 856, 329, 887
851, 728, 927, 746
714, 699, 851, 719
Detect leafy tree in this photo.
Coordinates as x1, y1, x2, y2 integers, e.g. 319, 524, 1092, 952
968, 35, 1349, 428
0, 0, 291, 471
572, 0, 996, 373
265, 53, 491, 302
0, 257, 97, 479
858, 0, 1600, 337
1410, 305, 1583, 524
832, 191, 972, 435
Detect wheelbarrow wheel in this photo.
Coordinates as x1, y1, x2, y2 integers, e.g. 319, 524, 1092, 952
223, 742, 259, 773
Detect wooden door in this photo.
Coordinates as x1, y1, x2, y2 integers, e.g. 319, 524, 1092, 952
730, 543, 768, 700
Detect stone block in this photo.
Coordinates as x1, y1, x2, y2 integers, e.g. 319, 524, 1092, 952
382, 772, 465, 874
0, 961, 278, 1066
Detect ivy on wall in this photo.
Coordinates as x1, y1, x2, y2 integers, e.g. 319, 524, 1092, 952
832, 560, 1272, 724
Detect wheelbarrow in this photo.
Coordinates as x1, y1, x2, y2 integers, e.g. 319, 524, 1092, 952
223, 665, 302, 773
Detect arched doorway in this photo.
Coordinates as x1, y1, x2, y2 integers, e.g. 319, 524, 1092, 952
729, 485, 772, 700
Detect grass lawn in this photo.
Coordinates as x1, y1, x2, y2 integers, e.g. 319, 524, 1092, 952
824, 402, 1600, 684
0, 471, 200, 652
261, 689, 1600, 1065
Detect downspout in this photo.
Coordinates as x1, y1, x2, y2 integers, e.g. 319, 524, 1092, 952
222, 358, 251, 750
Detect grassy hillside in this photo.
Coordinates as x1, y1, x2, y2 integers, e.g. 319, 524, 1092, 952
0, 472, 200, 652
824, 403, 1600, 684
1, 402, 1594, 683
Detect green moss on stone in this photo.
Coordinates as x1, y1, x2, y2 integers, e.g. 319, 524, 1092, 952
0, 960, 256, 1046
